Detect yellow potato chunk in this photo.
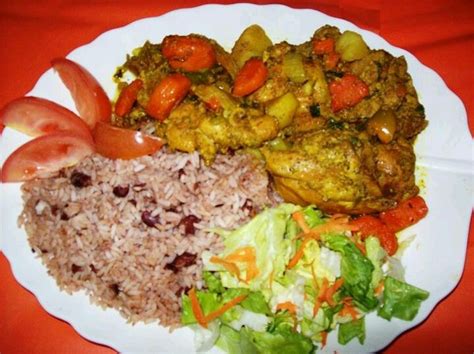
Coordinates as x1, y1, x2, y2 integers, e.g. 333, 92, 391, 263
335, 30, 369, 62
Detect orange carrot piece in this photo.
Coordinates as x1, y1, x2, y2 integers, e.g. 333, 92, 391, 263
146, 73, 191, 121
339, 297, 359, 320
276, 301, 297, 314
232, 58, 268, 97
188, 287, 207, 328
162, 35, 216, 72
223, 247, 259, 282
292, 211, 311, 233
312, 38, 335, 55
375, 280, 385, 296
325, 51, 340, 69
204, 294, 247, 323
313, 300, 322, 318
276, 301, 298, 330
287, 238, 310, 269
115, 79, 143, 117
321, 331, 328, 348
324, 278, 344, 307
210, 256, 241, 280
318, 278, 329, 302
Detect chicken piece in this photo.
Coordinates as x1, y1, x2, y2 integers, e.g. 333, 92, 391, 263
261, 128, 418, 214
165, 101, 279, 164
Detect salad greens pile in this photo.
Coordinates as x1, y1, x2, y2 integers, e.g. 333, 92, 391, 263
181, 204, 429, 353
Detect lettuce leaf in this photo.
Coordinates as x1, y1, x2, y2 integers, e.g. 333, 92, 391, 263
378, 276, 429, 321
204, 203, 300, 290
323, 234, 378, 311
338, 317, 365, 345
365, 236, 387, 289
244, 326, 315, 354
181, 291, 221, 325
216, 325, 248, 354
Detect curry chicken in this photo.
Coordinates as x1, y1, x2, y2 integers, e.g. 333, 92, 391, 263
112, 25, 427, 214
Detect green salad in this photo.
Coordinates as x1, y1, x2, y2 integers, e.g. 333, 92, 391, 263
181, 204, 429, 353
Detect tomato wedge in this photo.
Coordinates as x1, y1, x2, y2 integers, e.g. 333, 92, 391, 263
1, 133, 95, 182
51, 58, 112, 128
92, 122, 164, 160
0, 96, 93, 141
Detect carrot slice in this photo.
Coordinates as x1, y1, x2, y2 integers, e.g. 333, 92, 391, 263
162, 35, 216, 72
146, 73, 191, 121
232, 58, 268, 97
312, 38, 335, 55
204, 294, 247, 323
188, 287, 207, 328
329, 73, 369, 112
325, 51, 340, 69
115, 79, 143, 117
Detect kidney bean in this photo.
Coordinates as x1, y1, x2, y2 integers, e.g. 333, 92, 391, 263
164, 252, 197, 272
179, 214, 201, 235
141, 210, 159, 227
113, 185, 130, 197
70, 171, 92, 188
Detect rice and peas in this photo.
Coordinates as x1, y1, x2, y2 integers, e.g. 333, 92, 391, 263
20, 149, 278, 327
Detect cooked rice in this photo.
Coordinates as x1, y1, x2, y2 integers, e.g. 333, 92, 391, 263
19, 149, 279, 327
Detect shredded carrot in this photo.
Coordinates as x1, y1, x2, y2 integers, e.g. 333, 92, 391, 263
210, 256, 241, 280
204, 294, 247, 323
276, 301, 298, 330
354, 239, 367, 254
375, 280, 385, 296
223, 247, 259, 282
321, 331, 328, 348
313, 300, 322, 318
292, 211, 311, 233
288, 214, 355, 269
224, 246, 254, 262
324, 278, 344, 307
287, 238, 310, 269
276, 301, 297, 314
318, 278, 329, 302
188, 287, 207, 328
339, 297, 359, 320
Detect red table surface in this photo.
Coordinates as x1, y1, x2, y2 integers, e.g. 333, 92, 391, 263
0, 1, 472, 353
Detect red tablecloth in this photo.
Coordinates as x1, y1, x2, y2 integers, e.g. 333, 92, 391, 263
1, 1, 473, 353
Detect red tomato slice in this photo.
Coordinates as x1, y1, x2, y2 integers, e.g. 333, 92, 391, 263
350, 215, 398, 256
92, 122, 164, 160
379, 196, 429, 232
0, 96, 93, 141
51, 58, 112, 128
1, 133, 95, 182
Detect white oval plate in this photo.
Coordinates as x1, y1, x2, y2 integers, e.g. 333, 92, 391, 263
1, 4, 473, 353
